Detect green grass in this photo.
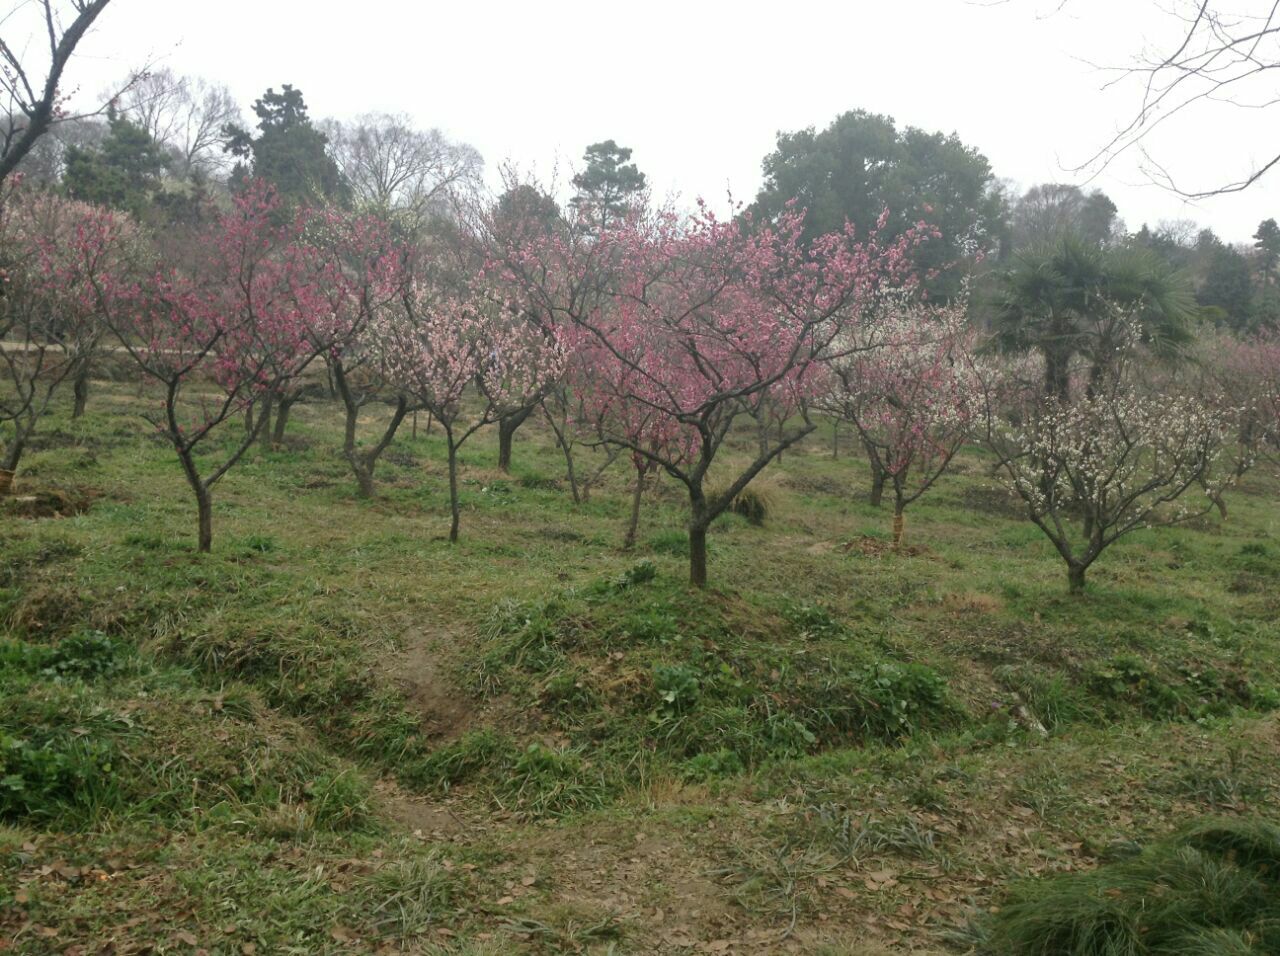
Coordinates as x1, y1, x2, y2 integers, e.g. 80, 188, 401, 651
2, 380, 1279, 952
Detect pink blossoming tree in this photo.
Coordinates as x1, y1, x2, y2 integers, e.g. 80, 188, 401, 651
495, 201, 929, 586
97, 185, 312, 551
375, 281, 568, 542
286, 206, 406, 496
822, 299, 980, 549
0, 183, 136, 492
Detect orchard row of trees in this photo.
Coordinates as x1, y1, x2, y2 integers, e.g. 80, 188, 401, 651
3, 161, 1278, 594
16, 70, 1280, 337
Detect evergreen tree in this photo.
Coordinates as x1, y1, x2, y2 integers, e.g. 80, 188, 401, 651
224, 85, 348, 205
569, 140, 645, 231
64, 109, 168, 217
1253, 218, 1280, 278
752, 110, 1004, 299
1198, 238, 1254, 330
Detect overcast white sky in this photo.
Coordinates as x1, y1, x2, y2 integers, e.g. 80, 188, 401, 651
34, 0, 1280, 242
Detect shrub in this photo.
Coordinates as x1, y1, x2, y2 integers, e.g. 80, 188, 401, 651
981, 817, 1280, 955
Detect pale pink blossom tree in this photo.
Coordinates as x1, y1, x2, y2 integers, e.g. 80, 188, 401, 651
375, 284, 567, 542
1190, 329, 1280, 517
822, 300, 980, 549
0, 182, 136, 492
284, 206, 406, 495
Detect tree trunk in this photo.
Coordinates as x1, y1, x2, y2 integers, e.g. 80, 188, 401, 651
497, 405, 534, 473
1045, 347, 1072, 404
1213, 493, 1228, 520
623, 468, 644, 550
177, 445, 213, 553
196, 485, 213, 554
352, 462, 376, 498
72, 367, 90, 419
272, 395, 294, 447
256, 392, 274, 449
1, 435, 25, 494
832, 420, 839, 460
892, 502, 906, 550
1068, 563, 1087, 595
561, 436, 581, 505
447, 437, 461, 543
689, 524, 709, 588
870, 465, 886, 507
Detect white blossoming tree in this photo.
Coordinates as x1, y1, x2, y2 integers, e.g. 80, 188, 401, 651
985, 344, 1231, 594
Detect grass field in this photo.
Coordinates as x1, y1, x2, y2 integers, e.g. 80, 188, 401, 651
2, 379, 1279, 954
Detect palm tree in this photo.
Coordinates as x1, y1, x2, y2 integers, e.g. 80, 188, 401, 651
993, 235, 1197, 402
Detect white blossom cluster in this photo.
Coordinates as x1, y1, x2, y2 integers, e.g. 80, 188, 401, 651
993, 382, 1232, 558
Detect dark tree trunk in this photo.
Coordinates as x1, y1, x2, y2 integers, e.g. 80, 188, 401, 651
256, 392, 274, 449
623, 468, 644, 550
272, 395, 293, 447
689, 524, 709, 588
1068, 563, 1087, 594
1213, 493, 1228, 520
333, 362, 408, 498
497, 405, 535, 473
561, 436, 581, 505
870, 465, 886, 507
892, 500, 906, 550
72, 367, 90, 419
1045, 348, 1072, 404
196, 485, 213, 554
832, 420, 839, 460
176, 444, 214, 553
352, 461, 376, 498
688, 486, 711, 587
0, 441, 19, 495
446, 434, 461, 543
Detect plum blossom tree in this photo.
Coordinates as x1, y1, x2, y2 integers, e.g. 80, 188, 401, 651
375, 283, 567, 542
287, 207, 405, 495
983, 331, 1231, 593
495, 201, 928, 586
822, 300, 980, 549
1190, 329, 1280, 517
96, 185, 312, 551
0, 182, 135, 492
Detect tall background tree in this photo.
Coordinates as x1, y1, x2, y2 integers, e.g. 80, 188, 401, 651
751, 109, 1004, 298
118, 68, 242, 178
569, 139, 646, 232
1009, 183, 1120, 250
224, 85, 347, 205
323, 113, 481, 232
63, 108, 168, 218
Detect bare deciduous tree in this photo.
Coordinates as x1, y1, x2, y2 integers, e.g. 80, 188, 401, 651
0, 0, 118, 184
1071, 1, 1280, 196
117, 68, 242, 177
324, 113, 482, 226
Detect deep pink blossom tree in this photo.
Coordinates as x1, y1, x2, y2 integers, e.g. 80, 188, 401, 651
495, 202, 930, 586
285, 207, 406, 495
821, 300, 980, 549
96, 185, 312, 551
